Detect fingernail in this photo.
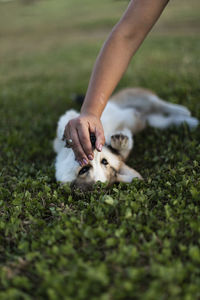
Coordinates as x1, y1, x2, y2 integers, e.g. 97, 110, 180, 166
78, 161, 82, 166
88, 155, 93, 160
83, 158, 88, 165
97, 144, 102, 152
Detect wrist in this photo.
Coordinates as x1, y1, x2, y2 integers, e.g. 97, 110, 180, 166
80, 93, 107, 119
80, 108, 101, 119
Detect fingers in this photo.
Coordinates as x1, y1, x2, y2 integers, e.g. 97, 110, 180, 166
64, 119, 93, 165
76, 122, 94, 161
64, 115, 106, 164
95, 126, 105, 152
70, 127, 88, 166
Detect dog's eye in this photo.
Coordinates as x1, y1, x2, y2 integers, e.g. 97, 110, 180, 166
79, 166, 90, 176
101, 158, 108, 165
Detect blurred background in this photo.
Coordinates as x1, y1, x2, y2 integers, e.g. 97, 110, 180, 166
0, 0, 199, 151
0, 0, 199, 95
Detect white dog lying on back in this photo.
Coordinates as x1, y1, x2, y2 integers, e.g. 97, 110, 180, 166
54, 88, 198, 190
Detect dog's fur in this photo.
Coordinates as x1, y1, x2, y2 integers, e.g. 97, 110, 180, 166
54, 88, 198, 189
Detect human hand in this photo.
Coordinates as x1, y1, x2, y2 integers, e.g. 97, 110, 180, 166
63, 112, 105, 166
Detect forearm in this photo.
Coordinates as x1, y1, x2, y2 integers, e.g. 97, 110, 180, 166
81, 30, 143, 117
65, 0, 169, 164
81, 0, 169, 118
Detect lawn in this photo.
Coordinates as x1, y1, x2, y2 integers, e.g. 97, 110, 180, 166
0, 0, 200, 299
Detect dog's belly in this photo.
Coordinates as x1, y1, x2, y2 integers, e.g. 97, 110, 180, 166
101, 102, 143, 138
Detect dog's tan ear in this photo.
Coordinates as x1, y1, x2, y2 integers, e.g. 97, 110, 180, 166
116, 162, 143, 183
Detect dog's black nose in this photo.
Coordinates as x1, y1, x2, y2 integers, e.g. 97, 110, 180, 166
90, 133, 96, 148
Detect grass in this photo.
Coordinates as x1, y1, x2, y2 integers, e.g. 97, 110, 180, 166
0, 0, 200, 299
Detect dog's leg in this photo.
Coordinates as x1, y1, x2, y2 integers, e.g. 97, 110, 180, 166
110, 88, 191, 117
147, 113, 199, 129
109, 128, 133, 160
110, 88, 198, 130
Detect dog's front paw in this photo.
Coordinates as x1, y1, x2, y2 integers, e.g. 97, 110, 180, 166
111, 133, 129, 150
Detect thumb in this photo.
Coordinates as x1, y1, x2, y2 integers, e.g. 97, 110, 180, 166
95, 127, 105, 152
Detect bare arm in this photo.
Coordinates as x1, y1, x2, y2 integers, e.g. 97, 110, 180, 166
64, 0, 169, 166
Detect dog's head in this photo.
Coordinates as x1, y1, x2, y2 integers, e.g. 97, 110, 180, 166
56, 145, 142, 190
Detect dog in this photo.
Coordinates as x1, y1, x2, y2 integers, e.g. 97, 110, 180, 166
54, 88, 198, 190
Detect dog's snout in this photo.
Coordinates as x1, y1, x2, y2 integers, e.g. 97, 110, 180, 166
90, 133, 96, 149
